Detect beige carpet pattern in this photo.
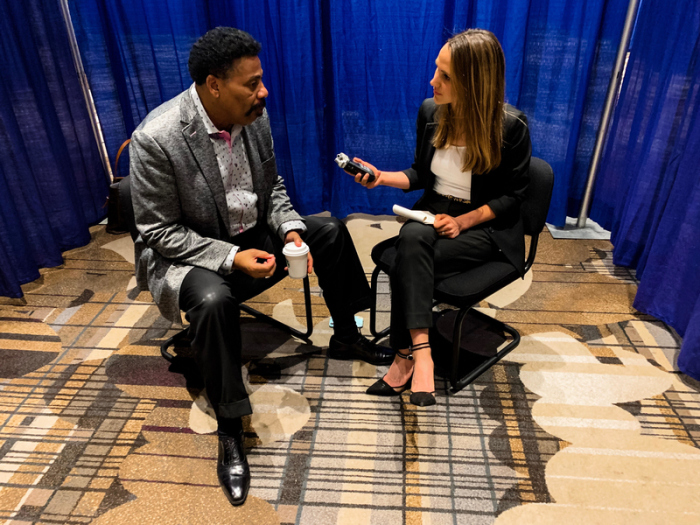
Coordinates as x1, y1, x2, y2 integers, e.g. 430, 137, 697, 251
0, 216, 698, 525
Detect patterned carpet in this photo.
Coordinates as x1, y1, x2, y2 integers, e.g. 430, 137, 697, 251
1, 216, 699, 525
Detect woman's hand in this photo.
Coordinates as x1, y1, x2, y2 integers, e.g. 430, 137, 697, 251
344, 161, 412, 190
348, 158, 381, 189
433, 214, 462, 239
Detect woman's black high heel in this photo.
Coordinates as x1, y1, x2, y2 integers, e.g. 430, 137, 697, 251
366, 349, 414, 396
407, 342, 436, 407
410, 391, 436, 406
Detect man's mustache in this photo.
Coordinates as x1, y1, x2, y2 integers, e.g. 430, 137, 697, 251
245, 98, 266, 116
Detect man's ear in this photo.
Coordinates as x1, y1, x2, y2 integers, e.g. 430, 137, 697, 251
205, 75, 220, 98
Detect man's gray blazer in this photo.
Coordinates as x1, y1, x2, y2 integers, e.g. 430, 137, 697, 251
129, 89, 303, 323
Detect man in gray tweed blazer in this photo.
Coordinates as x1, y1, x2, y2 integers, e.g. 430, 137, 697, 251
129, 27, 393, 507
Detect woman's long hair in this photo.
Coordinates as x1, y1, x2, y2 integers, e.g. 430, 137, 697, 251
432, 29, 505, 175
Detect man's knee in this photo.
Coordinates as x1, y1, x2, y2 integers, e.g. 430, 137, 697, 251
305, 216, 349, 250
189, 282, 238, 321
314, 216, 345, 241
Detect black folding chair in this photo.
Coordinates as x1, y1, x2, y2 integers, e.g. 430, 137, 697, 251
368, 157, 554, 393
117, 176, 314, 362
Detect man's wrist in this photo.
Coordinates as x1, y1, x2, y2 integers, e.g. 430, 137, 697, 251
219, 246, 239, 274
284, 230, 302, 243
278, 220, 306, 241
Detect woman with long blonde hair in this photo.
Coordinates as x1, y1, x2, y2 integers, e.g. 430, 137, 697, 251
347, 29, 531, 406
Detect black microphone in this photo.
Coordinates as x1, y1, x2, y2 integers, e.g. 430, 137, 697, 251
334, 153, 376, 183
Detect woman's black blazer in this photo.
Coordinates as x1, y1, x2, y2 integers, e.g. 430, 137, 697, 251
403, 98, 532, 276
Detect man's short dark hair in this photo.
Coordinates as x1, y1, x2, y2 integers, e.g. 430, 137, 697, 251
188, 27, 262, 85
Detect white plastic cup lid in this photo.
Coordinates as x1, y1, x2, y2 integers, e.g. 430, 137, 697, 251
282, 242, 309, 257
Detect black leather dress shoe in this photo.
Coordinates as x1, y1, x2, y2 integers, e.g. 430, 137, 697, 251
217, 431, 250, 506
328, 335, 395, 366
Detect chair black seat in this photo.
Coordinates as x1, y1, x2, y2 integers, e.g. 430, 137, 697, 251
371, 236, 396, 269
435, 261, 518, 308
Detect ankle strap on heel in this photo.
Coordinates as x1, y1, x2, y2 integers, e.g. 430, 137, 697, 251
396, 342, 431, 361
396, 349, 413, 361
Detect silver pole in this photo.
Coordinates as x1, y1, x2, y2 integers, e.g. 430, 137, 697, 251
576, 0, 641, 228
58, 0, 114, 183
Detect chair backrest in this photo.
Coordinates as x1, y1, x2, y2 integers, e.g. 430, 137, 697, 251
521, 157, 554, 237
520, 157, 554, 272
118, 176, 140, 242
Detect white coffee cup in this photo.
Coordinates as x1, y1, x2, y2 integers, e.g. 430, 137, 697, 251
282, 242, 310, 279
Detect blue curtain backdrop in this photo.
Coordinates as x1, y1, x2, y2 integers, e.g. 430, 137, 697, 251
69, 0, 628, 223
592, 0, 700, 380
0, 0, 109, 298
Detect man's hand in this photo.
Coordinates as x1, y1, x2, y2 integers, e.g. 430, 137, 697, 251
233, 249, 276, 278
433, 214, 462, 239
284, 231, 313, 275
347, 158, 381, 189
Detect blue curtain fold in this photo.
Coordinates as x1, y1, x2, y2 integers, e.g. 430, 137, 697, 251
592, 0, 700, 380
69, 0, 208, 177
206, 1, 329, 214
69, 0, 628, 222
0, 0, 109, 298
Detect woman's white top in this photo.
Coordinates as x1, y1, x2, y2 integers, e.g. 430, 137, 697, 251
431, 145, 472, 200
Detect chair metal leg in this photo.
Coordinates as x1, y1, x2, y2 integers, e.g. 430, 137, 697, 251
449, 309, 470, 390
239, 275, 314, 342
160, 328, 190, 363
369, 266, 391, 342
448, 308, 521, 394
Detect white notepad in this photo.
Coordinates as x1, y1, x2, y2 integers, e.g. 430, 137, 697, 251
392, 205, 436, 225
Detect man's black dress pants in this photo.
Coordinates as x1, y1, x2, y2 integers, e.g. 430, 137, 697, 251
179, 216, 371, 420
